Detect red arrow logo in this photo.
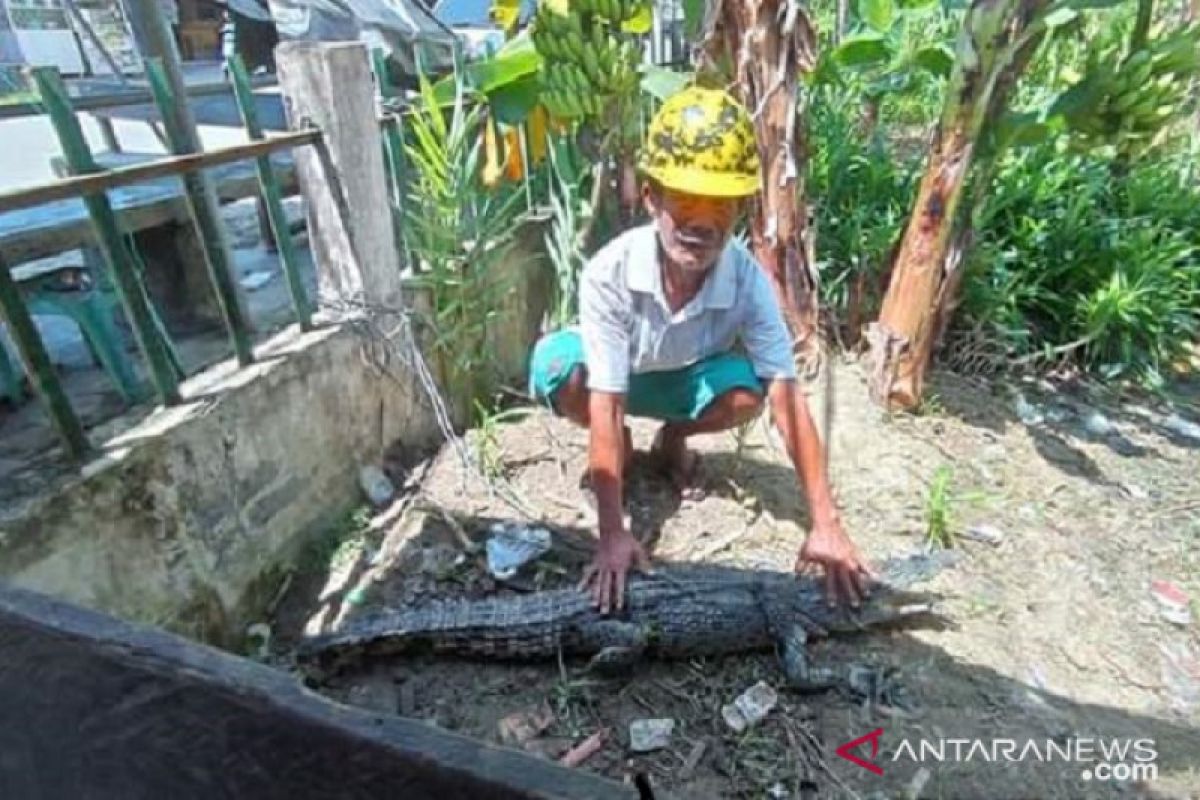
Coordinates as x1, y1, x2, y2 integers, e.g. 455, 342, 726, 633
836, 727, 885, 775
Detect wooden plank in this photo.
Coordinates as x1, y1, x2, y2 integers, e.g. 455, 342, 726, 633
0, 156, 298, 263
146, 58, 254, 366
32, 66, 180, 406
0, 130, 319, 215
228, 55, 313, 331
0, 253, 89, 459
0, 583, 640, 800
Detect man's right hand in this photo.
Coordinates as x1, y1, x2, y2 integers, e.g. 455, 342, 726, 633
579, 527, 651, 614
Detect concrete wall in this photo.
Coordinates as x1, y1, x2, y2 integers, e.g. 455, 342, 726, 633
0, 323, 440, 647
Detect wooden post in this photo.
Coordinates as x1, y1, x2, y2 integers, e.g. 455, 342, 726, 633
31, 67, 180, 405
227, 54, 313, 331
0, 254, 89, 459
276, 42, 405, 312
144, 59, 254, 365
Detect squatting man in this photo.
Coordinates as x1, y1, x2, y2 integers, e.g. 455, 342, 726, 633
529, 87, 873, 612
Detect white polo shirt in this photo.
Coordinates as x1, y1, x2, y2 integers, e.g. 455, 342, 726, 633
578, 223, 797, 394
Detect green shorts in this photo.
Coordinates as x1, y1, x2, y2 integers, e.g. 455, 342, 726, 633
528, 329, 764, 422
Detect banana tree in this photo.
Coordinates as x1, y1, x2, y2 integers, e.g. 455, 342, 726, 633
863, 0, 1125, 410
697, 0, 823, 361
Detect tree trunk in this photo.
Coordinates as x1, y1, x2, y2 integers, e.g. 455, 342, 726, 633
700, 0, 821, 367
867, 0, 1048, 410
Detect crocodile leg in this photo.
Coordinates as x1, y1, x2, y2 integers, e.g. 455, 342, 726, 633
779, 627, 838, 693
584, 620, 648, 677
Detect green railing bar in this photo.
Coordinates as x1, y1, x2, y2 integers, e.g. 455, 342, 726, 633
381, 116, 412, 270
371, 48, 413, 272
145, 58, 254, 366
226, 55, 313, 332
30, 66, 181, 405
0, 253, 90, 459
372, 47, 395, 98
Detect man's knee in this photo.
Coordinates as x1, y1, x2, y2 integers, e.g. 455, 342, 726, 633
717, 387, 764, 426
555, 365, 590, 426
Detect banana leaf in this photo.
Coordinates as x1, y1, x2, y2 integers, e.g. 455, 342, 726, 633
432, 31, 542, 104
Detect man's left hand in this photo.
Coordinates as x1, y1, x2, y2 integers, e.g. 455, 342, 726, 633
796, 516, 875, 608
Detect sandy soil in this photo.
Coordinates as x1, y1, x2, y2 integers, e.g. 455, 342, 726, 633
272, 359, 1200, 799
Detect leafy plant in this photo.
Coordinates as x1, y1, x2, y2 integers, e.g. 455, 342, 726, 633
925, 465, 955, 549
961, 143, 1200, 386
544, 132, 593, 326
808, 88, 917, 326
404, 66, 527, 419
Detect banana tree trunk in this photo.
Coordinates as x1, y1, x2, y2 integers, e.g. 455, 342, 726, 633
867, 0, 1048, 410
700, 0, 821, 363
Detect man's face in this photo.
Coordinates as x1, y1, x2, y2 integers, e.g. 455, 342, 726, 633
644, 183, 743, 276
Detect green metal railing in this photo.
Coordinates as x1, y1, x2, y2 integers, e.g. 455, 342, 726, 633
0, 58, 320, 460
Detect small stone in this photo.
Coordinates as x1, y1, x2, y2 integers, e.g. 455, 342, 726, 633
962, 524, 1005, 546
628, 718, 674, 752
767, 783, 789, 799
345, 586, 367, 606
1083, 410, 1113, 437
1163, 414, 1200, 444
721, 681, 778, 732
358, 465, 396, 508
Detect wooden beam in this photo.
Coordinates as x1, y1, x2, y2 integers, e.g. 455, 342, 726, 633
0, 130, 319, 215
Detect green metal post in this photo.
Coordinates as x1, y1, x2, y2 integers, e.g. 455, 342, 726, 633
31, 66, 180, 405
0, 253, 90, 459
372, 48, 411, 271
145, 58, 255, 364
371, 47, 394, 97
226, 55, 313, 331
382, 115, 412, 271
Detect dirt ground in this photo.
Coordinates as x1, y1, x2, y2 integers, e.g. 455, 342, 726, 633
272, 359, 1200, 799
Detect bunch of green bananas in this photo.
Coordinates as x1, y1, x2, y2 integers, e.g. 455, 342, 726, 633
1060, 25, 1200, 146
572, 0, 643, 23
531, 0, 644, 121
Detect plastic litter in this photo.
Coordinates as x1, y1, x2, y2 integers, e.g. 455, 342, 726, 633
628, 718, 674, 752
962, 524, 1005, 546
1150, 580, 1192, 626
721, 681, 778, 732
486, 523, 552, 580
240, 270, 274, 291
1082, 410, 1113, 437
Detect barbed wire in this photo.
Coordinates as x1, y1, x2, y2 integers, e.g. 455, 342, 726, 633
317, 295, 540, 522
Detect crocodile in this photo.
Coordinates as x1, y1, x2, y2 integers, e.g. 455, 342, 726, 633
296, 551, 954, 689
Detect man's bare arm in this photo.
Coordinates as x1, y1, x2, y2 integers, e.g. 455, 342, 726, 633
580, 390, 648, 612
766, 378, 873, 606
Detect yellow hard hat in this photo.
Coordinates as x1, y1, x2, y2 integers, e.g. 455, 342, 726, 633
639, 86, 760, 199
